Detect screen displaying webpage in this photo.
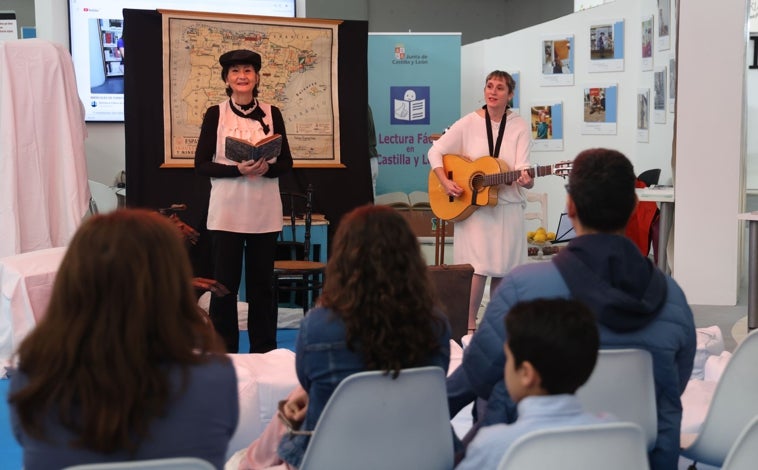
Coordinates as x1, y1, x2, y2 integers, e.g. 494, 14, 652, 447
67, 0, 296, 122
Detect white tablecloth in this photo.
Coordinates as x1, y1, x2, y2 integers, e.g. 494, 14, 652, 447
0, 246, 67, 377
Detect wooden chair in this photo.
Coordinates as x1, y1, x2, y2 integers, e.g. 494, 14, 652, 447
273, 185, 326, 316
524, 190, 548, 231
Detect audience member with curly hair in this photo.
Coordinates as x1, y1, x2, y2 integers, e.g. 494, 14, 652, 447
229, 204, 451, 469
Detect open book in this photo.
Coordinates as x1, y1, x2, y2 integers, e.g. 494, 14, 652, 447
375, 191, 430, 210
225, 134, 282, 162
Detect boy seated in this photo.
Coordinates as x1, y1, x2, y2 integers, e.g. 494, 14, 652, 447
456, 298, 613, 469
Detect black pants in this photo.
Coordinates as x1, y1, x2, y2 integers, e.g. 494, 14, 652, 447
209, 230, 278, 353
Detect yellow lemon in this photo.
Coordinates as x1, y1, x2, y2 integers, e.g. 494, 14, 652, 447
546, 232, 556, 241
536, 227, 547, 235
527, 231, 536, 239
533, 232, 547, 243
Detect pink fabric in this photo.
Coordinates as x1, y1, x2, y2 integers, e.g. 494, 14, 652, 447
0, 246, 67, 377
226, 351, 299, 458
239, 387, 299, 470
0, 39, 89, 258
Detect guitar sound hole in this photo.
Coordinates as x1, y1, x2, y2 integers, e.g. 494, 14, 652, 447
471, 174, 484, 192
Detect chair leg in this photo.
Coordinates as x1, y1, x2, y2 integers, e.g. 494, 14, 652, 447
272, 274, 279, 323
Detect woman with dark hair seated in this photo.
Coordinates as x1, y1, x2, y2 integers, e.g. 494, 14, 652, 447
9, 209, 238, 469
230, 204, 451, 469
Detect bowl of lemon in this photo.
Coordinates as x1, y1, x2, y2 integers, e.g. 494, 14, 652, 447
526, 227, 556, 259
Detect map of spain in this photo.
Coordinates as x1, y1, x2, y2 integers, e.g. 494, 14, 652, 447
162, 14, 340, 166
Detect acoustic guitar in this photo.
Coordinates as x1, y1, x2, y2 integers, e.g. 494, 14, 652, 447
428, 155, 572, 222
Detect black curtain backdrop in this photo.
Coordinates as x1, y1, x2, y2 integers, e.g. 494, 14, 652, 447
123, 9, 371, 276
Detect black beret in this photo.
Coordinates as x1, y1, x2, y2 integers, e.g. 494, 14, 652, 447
219, 49, 262, 71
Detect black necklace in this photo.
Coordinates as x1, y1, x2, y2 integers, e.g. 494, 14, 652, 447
237, 100, 256, 111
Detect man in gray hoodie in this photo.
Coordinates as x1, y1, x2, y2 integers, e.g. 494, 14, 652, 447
448, 148, 696, 470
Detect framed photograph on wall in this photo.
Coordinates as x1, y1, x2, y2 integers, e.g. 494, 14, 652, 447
588, 20, 624, 73
637, 88, 650, 143
540, 35, 574, 86
657, 0, 671, 51
641, 15, 654, 71
509, 70, 521, 114
530, 101, 564, 151
654, 66, 667, 123
581, 84, 618, 135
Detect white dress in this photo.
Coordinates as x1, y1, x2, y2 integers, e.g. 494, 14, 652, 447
427, 110, 532, 276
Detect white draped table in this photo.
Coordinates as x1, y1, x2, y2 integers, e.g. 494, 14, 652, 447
0, 246, 67, 377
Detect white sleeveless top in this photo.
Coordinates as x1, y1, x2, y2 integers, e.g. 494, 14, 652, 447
206, 100, 283, 234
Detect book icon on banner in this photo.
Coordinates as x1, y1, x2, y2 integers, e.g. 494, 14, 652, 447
394, 89, 426, 121
390, 86, 430, 125
225, 134, 282, 162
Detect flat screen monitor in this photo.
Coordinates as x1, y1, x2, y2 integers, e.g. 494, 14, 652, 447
67, 0, 296, 122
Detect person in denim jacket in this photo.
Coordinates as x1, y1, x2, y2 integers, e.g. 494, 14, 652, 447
231, 205, 451, 469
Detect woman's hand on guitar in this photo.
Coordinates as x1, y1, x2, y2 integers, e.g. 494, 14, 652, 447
443, 179, 463, 198
516, 169, 534, 189
433, 166, 463, 198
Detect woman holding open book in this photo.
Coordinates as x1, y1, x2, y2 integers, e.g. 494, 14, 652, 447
428, 70, 533, 335
194, 49, 293, 353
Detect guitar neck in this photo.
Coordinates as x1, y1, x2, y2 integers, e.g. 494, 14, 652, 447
484, 165, 554, 187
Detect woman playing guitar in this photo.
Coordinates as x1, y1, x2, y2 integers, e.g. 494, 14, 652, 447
428, 70, 533, 334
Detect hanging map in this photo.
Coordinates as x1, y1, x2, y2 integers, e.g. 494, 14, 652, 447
161, 11, 341, 167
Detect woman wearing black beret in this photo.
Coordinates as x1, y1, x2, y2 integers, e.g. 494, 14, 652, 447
194, 49, 293, 353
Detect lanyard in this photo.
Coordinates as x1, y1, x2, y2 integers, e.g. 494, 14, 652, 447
484, 106, 508, 157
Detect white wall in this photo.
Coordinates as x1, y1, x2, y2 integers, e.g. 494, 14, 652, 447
462, 0, 674, 241
672, 0, 747, 305
463, 0, 749, 305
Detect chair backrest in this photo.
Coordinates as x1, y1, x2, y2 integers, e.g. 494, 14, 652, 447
299, 366, 454, 470
88, 179, 119, 214
721, 415, 758, 470
680, 330, 758, 467
638, 168, 661, 187
575, 348, 657, 450
280, 184, 314, 261
496, 422, 649, 470
64, 457, 214, 470
524, 191, 548, 230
